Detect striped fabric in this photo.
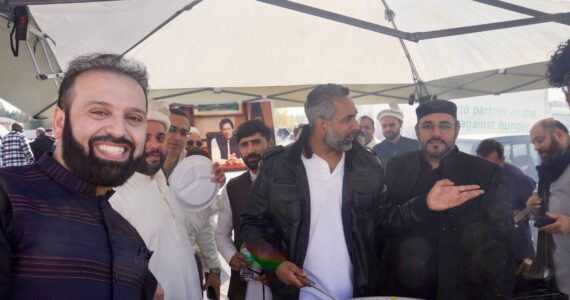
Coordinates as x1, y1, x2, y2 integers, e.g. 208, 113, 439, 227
0, 154, 156, 300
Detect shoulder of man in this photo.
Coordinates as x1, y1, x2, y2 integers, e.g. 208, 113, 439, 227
384, 149, 421, 172
456, 151, 499, 178
401, 136, 419, 145
358, 143, 377, 158
227, 170, 250, 187
261, 145, 285, 161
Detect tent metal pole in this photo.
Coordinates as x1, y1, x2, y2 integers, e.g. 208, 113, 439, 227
428, 71, 499, 96
473, 0, 570, 26
243, 96, 304, 104
496, 77, 546, 94
257, 0, 413, 40
121, 0, 204, 56
153, 88, 211, 100
350, 84, 415, 98
266, 86, 315, 97
32, 100, 57, 119
258, 0, 570, 42
426, 82, 499, 96
415, 13, 570, 40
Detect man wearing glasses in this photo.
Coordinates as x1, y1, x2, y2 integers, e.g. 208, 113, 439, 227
162, 108, 226, 299
379, 100, 515, 299
186, 127, 209, 157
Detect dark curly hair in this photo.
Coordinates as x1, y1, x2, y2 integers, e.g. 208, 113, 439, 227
476, 138, 504, 160
547, 39, 570, 87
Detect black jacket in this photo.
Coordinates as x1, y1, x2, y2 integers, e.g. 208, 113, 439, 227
379, 148, 515, 299
29, 134, 55, 161
240, 131, 386, 299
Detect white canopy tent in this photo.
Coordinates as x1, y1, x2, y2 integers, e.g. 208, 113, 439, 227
1, 0, 570, 117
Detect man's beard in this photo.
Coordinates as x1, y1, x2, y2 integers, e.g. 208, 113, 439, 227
324, 126, 355, 152
420, 136, 456, 160
383, 129, 400, 141
62, 110, 142, 187
244, 153, 261, 171
540, 137, 564, 162
136, 149, 166, 176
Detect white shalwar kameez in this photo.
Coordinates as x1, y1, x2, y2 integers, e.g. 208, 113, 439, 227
110, 171, 202, 300
300, 153, 353, 300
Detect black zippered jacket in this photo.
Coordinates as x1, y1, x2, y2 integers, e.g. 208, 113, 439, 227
240, 128, 386, 299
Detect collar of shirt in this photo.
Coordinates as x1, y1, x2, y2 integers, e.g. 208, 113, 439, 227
37, 153, 98, 196
250, 170, 258, 182
301, 152, 346, 178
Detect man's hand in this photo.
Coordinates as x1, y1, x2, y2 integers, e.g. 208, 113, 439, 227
539, 212, 570, 234
202, 272, 221, 300
153, 283, 164, 300
275, 261, 306, 288
256, 273, 269, 285
229, 252, 248, 271
426, 179, 484, 211
211, 162, 226, 187
526, 194, 541, 212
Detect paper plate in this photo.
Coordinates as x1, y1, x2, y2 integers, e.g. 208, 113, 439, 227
169, 155, 219, 212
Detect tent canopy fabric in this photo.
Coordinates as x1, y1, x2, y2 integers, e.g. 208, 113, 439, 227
1, 0, 570, 117
0, 10, 61, 118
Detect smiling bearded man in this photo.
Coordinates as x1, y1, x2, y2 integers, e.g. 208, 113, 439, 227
0, 53, 157, 300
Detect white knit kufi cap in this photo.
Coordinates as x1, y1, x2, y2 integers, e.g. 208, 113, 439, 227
190, 127, 200, 134
377, 108, 404, 123
147, 99, 171, 130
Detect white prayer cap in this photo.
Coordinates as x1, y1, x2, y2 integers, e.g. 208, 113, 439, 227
377, 109, 404, 123
147, 99, 171, 130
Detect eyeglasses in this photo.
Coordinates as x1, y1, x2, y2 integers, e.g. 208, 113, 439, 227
419, 122, 455, 132
187, 140, 203, 147
168, 126, 189, 137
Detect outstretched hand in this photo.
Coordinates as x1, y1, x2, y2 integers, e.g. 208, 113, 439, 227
427, 179, 484, 211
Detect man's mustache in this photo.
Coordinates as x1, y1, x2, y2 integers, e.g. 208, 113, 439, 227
145, 149, 164, 158
427, 137, 447, 146
245, 153, 261, 161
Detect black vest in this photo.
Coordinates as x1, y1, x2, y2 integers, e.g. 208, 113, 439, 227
225, 171, 253, 300
226, 171, 252, 253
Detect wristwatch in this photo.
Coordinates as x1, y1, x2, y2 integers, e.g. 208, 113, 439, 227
209, 267, 222, 275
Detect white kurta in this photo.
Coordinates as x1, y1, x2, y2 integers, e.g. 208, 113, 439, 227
215, 172, 273, 300
110, 171, 202, 300
300, 153, 353, 300
548, 164, 570, 295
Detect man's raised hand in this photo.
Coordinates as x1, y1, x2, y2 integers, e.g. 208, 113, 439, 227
427, 179, 484, 211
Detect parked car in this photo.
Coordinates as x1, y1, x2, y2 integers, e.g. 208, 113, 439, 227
456, 134, 539, 182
